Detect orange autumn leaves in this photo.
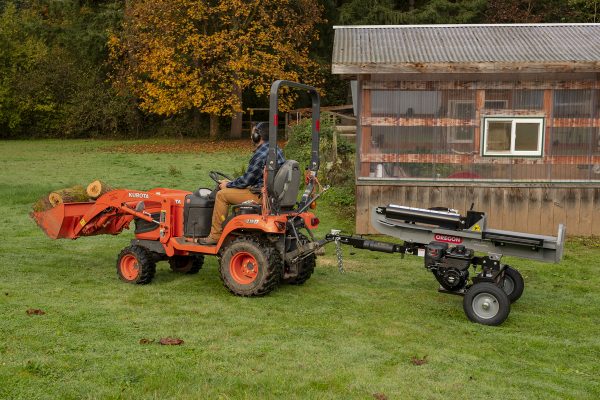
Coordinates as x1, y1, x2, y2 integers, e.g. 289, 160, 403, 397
109, 0, 323, 119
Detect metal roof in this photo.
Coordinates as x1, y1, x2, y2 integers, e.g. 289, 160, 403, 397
332, 24, 600, 74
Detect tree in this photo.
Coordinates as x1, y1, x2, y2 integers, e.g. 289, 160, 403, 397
567, 0, 599, 22
337, 0, 486, 25
0, 3, 49, 135
482, 0, 584, 23
109, 0, 324, 138
0, 1, 137, 138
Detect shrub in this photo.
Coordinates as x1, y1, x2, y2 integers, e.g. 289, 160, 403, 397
285, 112, 356, 214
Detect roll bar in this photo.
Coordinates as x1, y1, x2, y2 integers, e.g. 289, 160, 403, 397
266, 80, 320, 200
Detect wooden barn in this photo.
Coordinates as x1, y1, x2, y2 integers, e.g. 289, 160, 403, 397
332, 24, 600, 236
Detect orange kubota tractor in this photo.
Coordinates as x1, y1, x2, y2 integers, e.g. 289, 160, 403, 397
32, 81, 326, 296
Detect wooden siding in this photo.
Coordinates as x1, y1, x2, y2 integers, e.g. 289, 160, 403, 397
356, 184, 600, 236
360, 154, 600, 165
364, 79, 600, 90
474, 90, 485, 153
334, 61, 600, 75
354, 74, 600, 235
361, 117, 600, 127
357, 79, 600, 181
359, 76, 372, 177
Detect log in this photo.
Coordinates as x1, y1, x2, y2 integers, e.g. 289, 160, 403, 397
48, 185, 88, 206
86, 180, 114, 199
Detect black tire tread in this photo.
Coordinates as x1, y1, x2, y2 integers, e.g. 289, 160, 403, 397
284, 233, 316, 285
169, 255, 204, 274
116, 245, 156, 285
286, 254, 316, 285
219, 236, 282, 297
502, 266, 525, 303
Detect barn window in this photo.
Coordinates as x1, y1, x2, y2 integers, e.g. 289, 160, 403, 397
554, 90, 594, 118
483, 117, 544, 156
551, 128, 598, 155
448, 100, 475, 143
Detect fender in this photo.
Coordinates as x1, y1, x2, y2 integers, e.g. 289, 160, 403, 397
165, 213, 288, 256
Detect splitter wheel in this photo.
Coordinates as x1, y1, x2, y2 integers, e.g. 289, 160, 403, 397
463, 283, 510, 326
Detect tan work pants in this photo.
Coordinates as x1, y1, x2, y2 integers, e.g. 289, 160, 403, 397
209, 187, 260, 240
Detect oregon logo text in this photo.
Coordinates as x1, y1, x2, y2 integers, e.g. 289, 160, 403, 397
128, 192, 149, 199
434, 234, 462, 244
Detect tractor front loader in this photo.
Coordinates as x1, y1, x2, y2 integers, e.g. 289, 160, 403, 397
32, 80, 325, 297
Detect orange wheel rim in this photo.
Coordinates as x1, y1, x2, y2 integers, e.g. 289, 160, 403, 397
230, 252, 259, 284
120, 254, 139, 280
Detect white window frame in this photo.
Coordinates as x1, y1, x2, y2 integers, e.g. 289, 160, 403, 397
483, 117, 544, 157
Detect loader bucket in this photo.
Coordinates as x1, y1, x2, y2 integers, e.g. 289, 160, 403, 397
31, 202, 95, 239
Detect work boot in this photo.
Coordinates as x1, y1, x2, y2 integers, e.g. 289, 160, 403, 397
198, 236, 218, 246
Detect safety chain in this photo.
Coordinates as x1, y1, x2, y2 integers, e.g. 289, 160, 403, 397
334, 236, 345, 273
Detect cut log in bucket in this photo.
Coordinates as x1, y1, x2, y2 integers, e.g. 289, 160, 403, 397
48, 185, 88, 206
86, 180, 114, 199
31, 181, 115, 232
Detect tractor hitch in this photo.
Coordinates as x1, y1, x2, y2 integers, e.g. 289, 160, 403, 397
325, 232, 410, 254
284, 237, 330, 265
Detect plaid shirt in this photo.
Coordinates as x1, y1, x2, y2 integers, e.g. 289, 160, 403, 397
227, 143, 285, 189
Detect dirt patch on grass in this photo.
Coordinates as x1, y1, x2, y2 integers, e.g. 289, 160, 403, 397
160, 337, 184, 345
410, 355, 428, 366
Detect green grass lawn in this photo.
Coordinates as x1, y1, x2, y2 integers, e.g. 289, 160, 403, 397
1, 139, 599, 399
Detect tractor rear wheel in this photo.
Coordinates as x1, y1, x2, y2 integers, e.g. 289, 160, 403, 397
169, 255, 204, 274
286, 255, 316, 285
116, 245, 156, 284
219, 237, 282, 296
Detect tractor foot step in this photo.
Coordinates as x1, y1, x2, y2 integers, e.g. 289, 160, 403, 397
174, 237, 216, 247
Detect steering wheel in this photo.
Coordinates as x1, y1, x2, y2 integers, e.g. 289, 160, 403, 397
209, 171, 233, 184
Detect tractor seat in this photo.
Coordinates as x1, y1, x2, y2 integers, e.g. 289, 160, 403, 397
272, 160, 300, 210
222, 159, 300, 230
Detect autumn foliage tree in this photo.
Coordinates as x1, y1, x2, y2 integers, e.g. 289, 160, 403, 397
483, 0, 574, 23
109, 0, 324, 138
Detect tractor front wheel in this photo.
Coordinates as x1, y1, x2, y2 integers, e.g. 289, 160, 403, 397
116, 245, 156, 284
219, 237, 282, 296
169, 255, 204, 274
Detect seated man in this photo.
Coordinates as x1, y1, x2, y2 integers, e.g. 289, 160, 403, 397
199, 122, 285, 245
